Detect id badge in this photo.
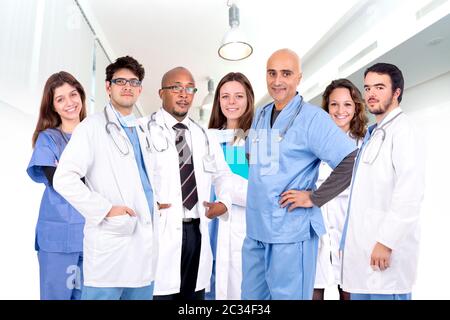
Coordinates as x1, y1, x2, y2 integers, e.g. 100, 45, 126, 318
203, 154, 217, 173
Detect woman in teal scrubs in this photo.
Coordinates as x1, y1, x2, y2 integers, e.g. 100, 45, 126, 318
207, 72, 254, 300
27, 71, 87, 299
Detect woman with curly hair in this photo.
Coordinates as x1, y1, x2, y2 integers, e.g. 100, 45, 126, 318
313, 78, 368, 300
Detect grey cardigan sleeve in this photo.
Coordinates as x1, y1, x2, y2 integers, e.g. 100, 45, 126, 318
310, 149, 358, 207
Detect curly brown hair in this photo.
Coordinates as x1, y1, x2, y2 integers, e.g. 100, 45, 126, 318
321, 78, 368, 140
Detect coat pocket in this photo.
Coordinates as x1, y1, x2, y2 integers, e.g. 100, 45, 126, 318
102, 215, 137, 236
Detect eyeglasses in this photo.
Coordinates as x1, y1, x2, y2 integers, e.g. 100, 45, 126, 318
161, 85, 198, 95
111, 78, 142, 87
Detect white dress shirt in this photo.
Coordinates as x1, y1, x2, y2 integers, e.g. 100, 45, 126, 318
161, 108, 200, 219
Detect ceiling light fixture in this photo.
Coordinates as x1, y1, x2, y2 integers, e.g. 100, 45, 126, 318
218, 2, 253, 61
196, 78, 215, 126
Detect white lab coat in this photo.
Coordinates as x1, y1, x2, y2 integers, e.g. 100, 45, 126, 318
148, 109, 233, 296
54, 105, 158, 288
342, 108, 425, 294
314, 135, 361, 289
212, 132, 247, 300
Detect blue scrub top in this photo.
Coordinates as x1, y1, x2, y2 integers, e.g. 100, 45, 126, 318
27, 128, 84, 253
245, 94, 356, 243
111, 106, 154, 215
122, 126, 154, 216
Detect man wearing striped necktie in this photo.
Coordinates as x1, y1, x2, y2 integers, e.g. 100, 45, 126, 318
151, 67, 233, 300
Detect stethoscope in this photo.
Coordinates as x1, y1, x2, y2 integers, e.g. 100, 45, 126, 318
146, 109, 212, 156
361, 111, 404, 164
252, 96, 305, 143
104, 105, 151, 156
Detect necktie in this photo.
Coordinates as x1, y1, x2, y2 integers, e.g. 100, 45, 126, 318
173, 123, 199, 210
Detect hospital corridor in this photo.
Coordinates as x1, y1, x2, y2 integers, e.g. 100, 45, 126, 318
0, 0, 450, 300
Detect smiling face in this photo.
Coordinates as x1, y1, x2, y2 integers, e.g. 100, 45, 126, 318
219, 80, 248, 126
106, 68, 142, 114
159, 68, 196, 121
328, 87, 356, 133
53, 83, 83, 123
266, 49, 302, 109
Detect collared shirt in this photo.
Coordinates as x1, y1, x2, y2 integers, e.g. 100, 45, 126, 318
161, 108, 200, 219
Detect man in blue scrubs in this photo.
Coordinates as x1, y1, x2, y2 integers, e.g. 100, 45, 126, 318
242, 49, 357, 300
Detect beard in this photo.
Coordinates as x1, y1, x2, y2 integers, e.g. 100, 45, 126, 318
171, 109, 189, 121
173, 110, 188, 118
368, 94, 394, 115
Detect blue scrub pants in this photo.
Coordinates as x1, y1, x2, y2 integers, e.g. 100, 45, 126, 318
81, 283, 154, 300
351, 293, 411, 300
205, 260, 216, 300
241, 232, 319, 300
37, 250, 83, 300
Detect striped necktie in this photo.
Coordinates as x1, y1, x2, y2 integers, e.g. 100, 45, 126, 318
173, 123, 198, 210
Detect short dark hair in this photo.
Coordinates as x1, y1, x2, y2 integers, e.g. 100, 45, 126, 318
105, 56, 145, 82
364, 63, 404, 103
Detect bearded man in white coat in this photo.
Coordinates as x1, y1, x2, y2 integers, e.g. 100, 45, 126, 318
340, 63, 425, 300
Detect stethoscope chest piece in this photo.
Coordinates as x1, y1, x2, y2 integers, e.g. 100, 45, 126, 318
203, 154, 217, 173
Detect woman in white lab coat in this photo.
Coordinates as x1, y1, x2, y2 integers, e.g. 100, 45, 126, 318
313, 79, 368, 300
207, 72, 255, 300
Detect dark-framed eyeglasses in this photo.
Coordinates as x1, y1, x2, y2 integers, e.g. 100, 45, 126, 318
111, 78, 142, 87
161, 85, 198, 95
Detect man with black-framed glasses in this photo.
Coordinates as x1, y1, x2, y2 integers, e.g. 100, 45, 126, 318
54, 56, 161, 300
150, 66, 233, 300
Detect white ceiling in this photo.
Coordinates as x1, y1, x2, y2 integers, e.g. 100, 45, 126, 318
309, 13, 450, 106
84, 0, 361, 113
